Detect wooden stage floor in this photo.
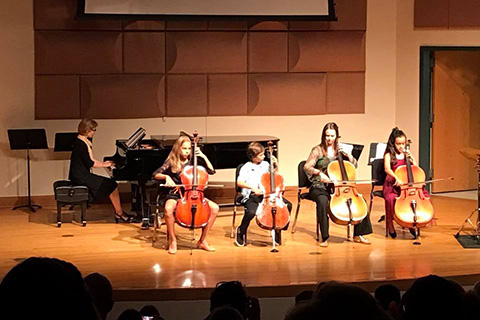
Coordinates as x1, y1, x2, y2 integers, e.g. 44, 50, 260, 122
1, 194, 480, 301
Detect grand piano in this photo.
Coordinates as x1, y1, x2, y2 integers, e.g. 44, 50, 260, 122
104, 128, 279, 228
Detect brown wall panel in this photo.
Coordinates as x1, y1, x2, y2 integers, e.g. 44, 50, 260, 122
414, 0, 449, 28
208, 21, 248, 30
123, 21, 166, 30
208, 74, 247, 116
289, 21, 329, 31
35, 75, 80, 119
249, 33, 288, 72
35, 31, 122, 74
289, 31, 365, 72
81, 75, 165, 119
449, 0, 480, 28
166, 75, 207, 116
329, 0, 367, 31
77, 20, 123, 31
166, 32, 247, 73
34, 0, 77, 30
249, 21, 288, 31
326, 72, 365, 114
124, 32, 165, 73
166, 21, 208, 30
248, 73, 326, 115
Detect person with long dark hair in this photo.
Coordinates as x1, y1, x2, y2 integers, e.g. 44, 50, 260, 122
382, 127, 431, 238
304, 122, 372, 246
69, 119, 133, 223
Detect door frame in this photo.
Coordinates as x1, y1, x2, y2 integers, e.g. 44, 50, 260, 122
419, 46, 480, 192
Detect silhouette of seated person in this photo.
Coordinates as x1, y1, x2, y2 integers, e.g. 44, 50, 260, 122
117, 309, 142, 320
374, 284, 403, 320
139, 305, 165, 320
402, 275, 465, 320
207, 306, 244, 320
84, 272, 114, 320
0, 256, 100, 320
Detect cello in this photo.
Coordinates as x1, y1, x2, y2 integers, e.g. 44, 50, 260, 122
175, 132, 211, 229
393, 140, 434, 242
327, 149, 368, 240
255, 142, 290, 252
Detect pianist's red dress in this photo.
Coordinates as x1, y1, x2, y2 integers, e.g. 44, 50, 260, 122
69, 138, 117, 203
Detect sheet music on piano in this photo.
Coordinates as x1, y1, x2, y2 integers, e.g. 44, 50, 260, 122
125, 128, 146, 149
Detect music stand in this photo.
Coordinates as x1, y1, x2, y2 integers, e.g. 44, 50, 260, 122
339, 142, 364, 161
54, 132, 77, 152
7, 129, 48, 212
367, 142, 387, 165
455, 148, 480, 246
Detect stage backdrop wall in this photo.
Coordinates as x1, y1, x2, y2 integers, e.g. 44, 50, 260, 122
1, 0, 480, 199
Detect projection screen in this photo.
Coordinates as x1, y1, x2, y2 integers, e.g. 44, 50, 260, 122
79, 0, 336, 19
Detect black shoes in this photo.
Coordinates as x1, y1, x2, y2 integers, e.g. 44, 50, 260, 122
235, 227, 246, 247
388, 231, 397, 239
114, 212, 134, 223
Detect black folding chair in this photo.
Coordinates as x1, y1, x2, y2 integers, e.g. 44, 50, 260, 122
368, 159, 388, 235
290, 160, 321, 241
231, 163, 245, 238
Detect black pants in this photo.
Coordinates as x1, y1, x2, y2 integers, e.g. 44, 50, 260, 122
239, 194, 293, 235
309, 187, 372, 242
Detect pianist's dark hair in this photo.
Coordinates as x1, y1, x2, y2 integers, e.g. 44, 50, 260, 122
78, 119, 98, 136
167, 135, 192, 173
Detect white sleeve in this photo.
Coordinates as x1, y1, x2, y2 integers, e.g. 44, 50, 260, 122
237, 163, 250, 183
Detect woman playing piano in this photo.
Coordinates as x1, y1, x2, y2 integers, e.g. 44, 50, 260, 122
153, 135, 219, 254
69, 119, 133, 223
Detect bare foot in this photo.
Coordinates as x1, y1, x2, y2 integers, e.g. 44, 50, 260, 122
168, 240, 177, 254
197, 240, 216, 252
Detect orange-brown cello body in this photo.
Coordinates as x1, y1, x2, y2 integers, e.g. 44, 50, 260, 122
255, 143, 290, 231
327, 152, 368, 225
393, 156, 434, 229
175, 133, 211, 229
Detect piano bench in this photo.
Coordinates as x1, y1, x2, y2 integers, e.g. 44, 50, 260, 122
53, 180, 89, 228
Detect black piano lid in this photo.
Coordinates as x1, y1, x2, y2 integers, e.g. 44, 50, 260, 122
151, 135, 279, 145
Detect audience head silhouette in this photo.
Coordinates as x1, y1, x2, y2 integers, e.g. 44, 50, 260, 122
84, 272, 114, 320
0, 256, 99, 320
403, 274, 465, 320
210, 281, 248, 318
208, 306, 244, 320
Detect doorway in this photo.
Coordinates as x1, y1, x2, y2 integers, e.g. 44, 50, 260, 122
420, 47, 480, 193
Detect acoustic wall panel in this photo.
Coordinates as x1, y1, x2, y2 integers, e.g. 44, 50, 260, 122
289, 31, 365, 72
35, 75, 80, 119
166, 32, 247, 73
328, 0, 367, 31
35, 31, 122, 74
208, 21, 248, 30
166, 21, 208, 30
289, 21, 329, 31
80, 75, 165, 119
449, 0, 480, 28
414, 0, 449, 28
326, 72, 365, 114
248, 32, 288, 72
124, 32, 165, 73
34, 0, 77, 30
166, 75, 208, 116
208, 74, 248, 116
248, 73, 326, 115
123, 20, 166, 30
249, 21, 288, 31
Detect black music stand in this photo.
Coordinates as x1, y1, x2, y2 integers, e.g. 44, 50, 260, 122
8, 129, 48, 212
54, 132, 77, 152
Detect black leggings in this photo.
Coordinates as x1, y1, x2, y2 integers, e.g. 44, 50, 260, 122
239, 195, 292, 234
309, 187, 372, 242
